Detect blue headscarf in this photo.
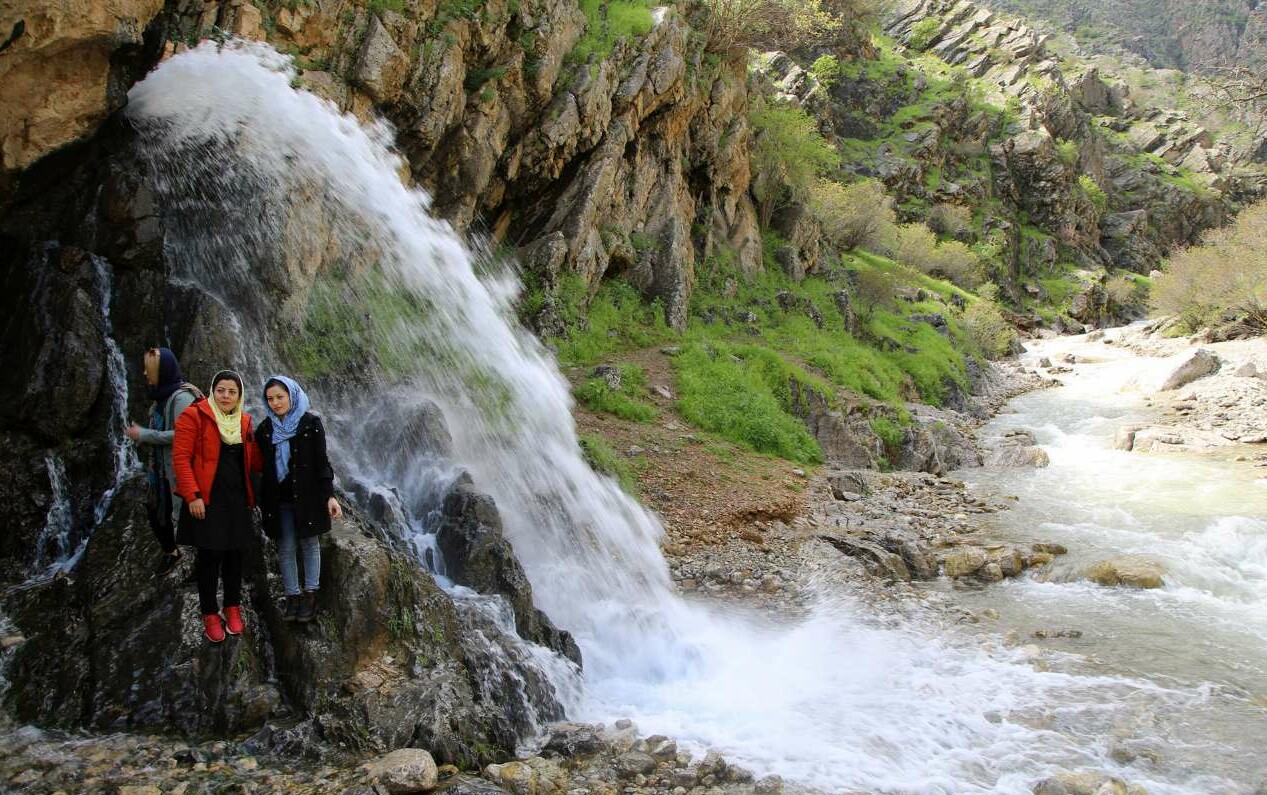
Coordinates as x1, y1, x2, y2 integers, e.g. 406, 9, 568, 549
264, 375, 311, 483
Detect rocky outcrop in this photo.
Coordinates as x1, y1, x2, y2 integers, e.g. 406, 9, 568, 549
435, 474, 582, 665
0, 0, 166, 199
4, 0, 763, 334
0, 478, 543, 765
882, 0, 1254, 291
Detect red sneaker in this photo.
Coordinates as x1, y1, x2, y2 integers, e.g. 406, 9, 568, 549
202, 614, 225, 643
222, 605, 244, 636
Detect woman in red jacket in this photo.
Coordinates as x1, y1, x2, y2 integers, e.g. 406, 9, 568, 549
172, 370, 262, 643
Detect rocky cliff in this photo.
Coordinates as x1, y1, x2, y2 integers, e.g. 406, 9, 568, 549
860, 0, 1267, 326
982, 0, 1267, 73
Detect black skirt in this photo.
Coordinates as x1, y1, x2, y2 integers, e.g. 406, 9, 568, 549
177, 441, 256, 551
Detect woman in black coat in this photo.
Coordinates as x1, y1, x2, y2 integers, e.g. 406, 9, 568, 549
257, 375, 341, 623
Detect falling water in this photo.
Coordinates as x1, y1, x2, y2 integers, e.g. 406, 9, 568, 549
90, 255, 141, 527
31, 455, 73, 572
27, 252, 138, 578
123, 42, 1247, 793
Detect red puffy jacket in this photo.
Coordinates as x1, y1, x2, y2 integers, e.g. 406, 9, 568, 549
172, 399, 263, 506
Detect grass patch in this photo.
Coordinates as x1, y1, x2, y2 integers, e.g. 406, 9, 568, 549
579, 433, 639, 495
574, 365, 658, 422
567, 0, 654, 64
672, 342, 824, 465
544, 276, 672, 366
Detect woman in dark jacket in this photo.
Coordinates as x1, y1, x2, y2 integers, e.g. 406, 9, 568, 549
172, 370, 262, 643
256, 375, 341, 623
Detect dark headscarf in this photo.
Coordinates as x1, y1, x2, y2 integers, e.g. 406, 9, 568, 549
148, 348, 185, 404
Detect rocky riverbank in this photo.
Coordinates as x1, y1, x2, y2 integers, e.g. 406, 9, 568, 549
1026, 323, 1267, 466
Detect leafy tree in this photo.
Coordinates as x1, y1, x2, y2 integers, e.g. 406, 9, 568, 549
809, 178, 896, 251
749, 100, 840, 225
1153, 199, 1267, 334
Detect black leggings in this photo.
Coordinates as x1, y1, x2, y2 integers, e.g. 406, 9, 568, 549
195, 548, 243, 615
146, 483, 177, 555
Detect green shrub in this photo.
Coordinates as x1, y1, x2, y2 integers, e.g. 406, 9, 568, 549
1077, 174, 1109, 216
810, 54, 843, 89
853, 266, 897, 318
932, 239, 984, 289
1055, 138, 1079, 167
892, 223, 983, 289
568, 0, 654, 64
960, 283, 1017, 359
699, 0, 857, 53
870, 416, 904, 451
909, 18, 941, 51
1106, 272, 1146, 309
1153, 199, 1267, 333
809, 178, 897, 251
928, 203, 973, 240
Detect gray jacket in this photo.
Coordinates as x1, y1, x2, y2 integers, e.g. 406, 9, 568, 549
136, 386, 198, 493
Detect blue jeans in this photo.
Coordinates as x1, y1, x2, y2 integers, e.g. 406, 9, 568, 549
278, 504, 320, 596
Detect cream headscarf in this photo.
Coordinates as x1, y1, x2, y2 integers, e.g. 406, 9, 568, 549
208, 370, 245, 445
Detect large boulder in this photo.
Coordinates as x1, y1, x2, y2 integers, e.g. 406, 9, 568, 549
435, 474, 581, 665
363, 748, 440, 794
2, 476, 525, 766
1033, 771, 1150, 795
985, 429, 1050, 468
1157, 348, 1220, 391
897, 407, 982, 475
1085, 557, 1166, 589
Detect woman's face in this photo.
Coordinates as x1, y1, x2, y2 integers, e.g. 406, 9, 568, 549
213, 379, 241, 414
143, 351, 160, 388
265, 384, 292, 416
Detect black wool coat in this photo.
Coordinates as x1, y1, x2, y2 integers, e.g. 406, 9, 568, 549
255, 412, 336, 540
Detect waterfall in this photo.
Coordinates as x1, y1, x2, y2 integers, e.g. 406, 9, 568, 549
122, 42, 1238, 794
90, 254, 141, 527
127, 40, 689, 683
31, 455, 73, 572
27, 251, 138, 578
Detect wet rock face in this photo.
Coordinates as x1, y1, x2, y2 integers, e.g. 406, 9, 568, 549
435, 474, 582, 665
0, 475, 530, 765
3, 477, 279, 736
0, 245, 107, 438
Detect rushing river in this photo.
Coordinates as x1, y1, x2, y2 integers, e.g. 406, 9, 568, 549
120, 43, 1266, 795
955, 331, 1267, 794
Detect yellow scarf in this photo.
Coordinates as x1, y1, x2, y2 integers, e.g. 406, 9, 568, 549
208, 373, 244, 445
